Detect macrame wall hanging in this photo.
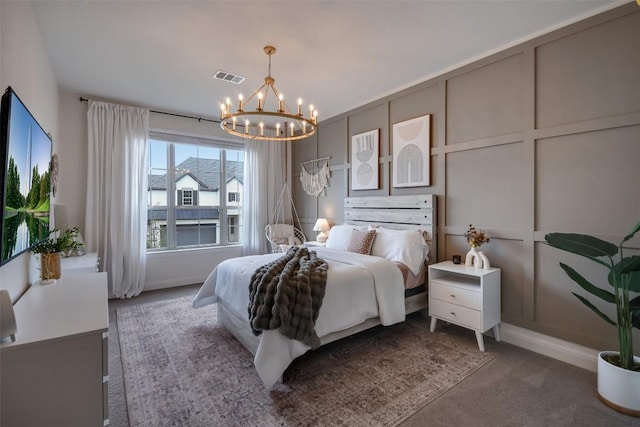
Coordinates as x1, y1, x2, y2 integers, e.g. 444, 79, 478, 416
300, 156, 331, 197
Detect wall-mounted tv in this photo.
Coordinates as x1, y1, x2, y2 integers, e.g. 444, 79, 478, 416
0, 86, 53, 265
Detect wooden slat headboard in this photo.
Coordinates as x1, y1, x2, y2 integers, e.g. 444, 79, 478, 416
344, 194, 437, 263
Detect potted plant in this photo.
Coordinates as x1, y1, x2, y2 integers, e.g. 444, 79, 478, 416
545, 220, 640, 416
31, 227, 85, 282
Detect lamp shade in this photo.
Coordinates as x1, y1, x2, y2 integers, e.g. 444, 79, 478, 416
313, 218, 330, 232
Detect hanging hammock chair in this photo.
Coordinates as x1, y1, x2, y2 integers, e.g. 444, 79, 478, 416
265, 183, 307, 253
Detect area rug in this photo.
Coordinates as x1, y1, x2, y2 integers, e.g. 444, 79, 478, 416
117, 297, 494, 427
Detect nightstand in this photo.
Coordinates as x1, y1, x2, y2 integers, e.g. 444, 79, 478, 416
428, 261, 501, 352
304, 241, 326, 248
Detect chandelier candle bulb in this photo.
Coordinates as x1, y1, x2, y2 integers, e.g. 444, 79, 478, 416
245, 120, 249, 133
276, 122, 280, 135
238, 94, 243, 111
232, 116, 236, 131
290, 122, 294, 136
257, 93, 263, 111
309, 104, 314, 119
297, 98, 302, 116
260, 122, 264, 136
278, 93, 284, 112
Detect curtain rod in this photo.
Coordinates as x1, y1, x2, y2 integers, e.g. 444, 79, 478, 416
79, 97, 220, 124
301, 156, 331, 166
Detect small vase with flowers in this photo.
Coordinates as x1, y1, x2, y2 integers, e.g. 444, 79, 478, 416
464, 224, 491, 269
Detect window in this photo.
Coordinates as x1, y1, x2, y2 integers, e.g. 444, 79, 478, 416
146, 133, 243, 250
181, 189, 194, 206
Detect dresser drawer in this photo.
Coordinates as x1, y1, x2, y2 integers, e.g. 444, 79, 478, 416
430, 281, 482, 310
430, 299, 482, 330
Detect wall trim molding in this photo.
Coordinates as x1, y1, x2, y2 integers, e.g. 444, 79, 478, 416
500, 322, 599, 372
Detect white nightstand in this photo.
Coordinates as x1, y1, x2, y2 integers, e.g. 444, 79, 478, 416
428, 261, 501, 352
304, 241, 326, 248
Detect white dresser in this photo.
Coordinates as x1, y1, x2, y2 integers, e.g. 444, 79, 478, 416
60, 251, 99, 275
0, 271, 109, 426
428, 261, 501, 352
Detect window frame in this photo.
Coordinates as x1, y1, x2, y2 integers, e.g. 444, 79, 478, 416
147, 130, 243, 252
181, 188, 194, 206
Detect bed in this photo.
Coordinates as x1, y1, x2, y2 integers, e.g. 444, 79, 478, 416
192, 195, 436, 388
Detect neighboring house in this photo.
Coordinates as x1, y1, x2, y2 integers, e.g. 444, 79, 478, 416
147, 157, 243, 248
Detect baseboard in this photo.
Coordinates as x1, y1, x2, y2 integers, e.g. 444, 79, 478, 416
499, 322, 599, 372
143, 275, 206, 292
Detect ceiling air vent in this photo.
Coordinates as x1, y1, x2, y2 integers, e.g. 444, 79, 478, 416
213, 70, 245, 84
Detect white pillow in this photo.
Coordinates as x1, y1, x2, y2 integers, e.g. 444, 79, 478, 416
369, 227, 427, 275
325, 224, 355, 250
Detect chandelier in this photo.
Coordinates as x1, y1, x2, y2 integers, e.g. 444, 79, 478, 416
219, 46, 318, 142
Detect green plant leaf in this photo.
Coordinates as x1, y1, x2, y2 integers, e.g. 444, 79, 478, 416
620, 255, 640, 274
545, 233, 617, 262
631, 301, 640, 330
622, 221, 640, 243
573, 293, 616, 326
632, 309, 640, 330
560, 262, 615, 303
609, 256, 640, 293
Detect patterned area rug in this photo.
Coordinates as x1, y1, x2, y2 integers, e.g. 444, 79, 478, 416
117, 297, 494, 427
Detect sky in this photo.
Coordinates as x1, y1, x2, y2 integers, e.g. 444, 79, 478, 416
148, 139, 242, 176
6, 91, 52, 195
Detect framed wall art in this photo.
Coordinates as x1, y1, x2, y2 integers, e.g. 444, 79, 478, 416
392, 114, 430, 187
351, 129, 379, 190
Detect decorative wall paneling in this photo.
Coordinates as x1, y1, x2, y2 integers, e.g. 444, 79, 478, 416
292, 3, 640, 353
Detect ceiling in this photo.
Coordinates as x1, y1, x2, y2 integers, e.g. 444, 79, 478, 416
30, 0, 621, 122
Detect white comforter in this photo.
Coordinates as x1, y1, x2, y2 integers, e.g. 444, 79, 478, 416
192, 247, 405, 388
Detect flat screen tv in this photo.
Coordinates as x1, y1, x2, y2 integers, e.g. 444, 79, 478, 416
0, 86, 53, 265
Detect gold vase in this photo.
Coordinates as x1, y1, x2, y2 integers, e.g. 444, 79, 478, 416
41, 253, 62, 280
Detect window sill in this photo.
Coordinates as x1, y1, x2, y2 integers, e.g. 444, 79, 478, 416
146, 245, 241, 258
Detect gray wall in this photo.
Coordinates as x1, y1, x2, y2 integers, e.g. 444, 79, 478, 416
292, 3, 640, 352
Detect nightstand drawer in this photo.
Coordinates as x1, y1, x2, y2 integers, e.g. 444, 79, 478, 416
430, 282, 481, 310
430, 299, 482, 329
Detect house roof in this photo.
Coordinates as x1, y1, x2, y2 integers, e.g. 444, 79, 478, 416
149, 157, 243, 191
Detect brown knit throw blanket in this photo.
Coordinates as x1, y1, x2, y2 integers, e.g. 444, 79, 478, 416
248, 246, 329, 349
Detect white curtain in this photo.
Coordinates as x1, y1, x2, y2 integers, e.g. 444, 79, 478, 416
241, 139, 289, 255
85, 101, 149, 298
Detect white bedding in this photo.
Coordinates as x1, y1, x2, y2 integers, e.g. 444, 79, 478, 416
192, 247, 405, 388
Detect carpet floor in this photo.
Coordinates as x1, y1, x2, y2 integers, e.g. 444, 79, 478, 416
117, 297, 493, 427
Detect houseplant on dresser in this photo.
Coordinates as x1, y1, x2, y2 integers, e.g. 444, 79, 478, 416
31, 227, 84, 283
545, 220, 640, 416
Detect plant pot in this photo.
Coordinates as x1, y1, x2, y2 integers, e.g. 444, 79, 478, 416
597, 351, 640, 417
40, 252, 62, 281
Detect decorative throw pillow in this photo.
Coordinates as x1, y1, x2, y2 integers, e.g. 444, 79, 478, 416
346, 229, 377, 255
325, 224, 355, 250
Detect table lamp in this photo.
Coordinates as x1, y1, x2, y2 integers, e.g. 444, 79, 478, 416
313, 218, 330, 243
